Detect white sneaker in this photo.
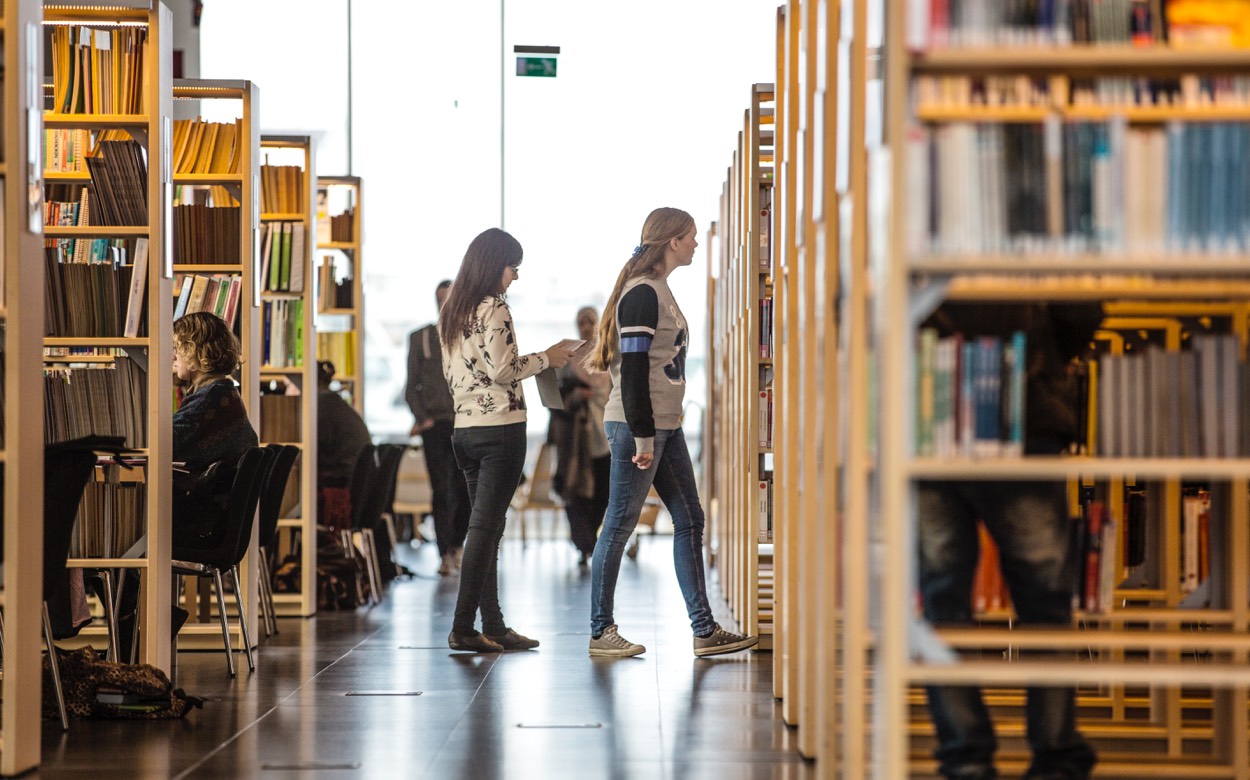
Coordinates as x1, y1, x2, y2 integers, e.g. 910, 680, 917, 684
588, 625, 645, 657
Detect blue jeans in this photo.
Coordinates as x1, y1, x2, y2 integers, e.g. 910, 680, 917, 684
451, 423, 527, 636
590, 423, 715, 637
918, 479, 1096, 780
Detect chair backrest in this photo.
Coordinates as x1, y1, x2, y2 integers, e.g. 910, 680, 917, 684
257, 444, 300, 551
352, 444, 404, 532
348, 444, 378, 530
177, 446, 271, 569
524, 442, 560, 507
43, 439, 112, 598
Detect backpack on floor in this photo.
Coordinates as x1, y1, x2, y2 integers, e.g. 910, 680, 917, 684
42, 646, 204, 720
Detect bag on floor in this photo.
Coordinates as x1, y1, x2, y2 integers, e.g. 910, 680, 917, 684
315, 528, 371, 609
42, 646, 204, 720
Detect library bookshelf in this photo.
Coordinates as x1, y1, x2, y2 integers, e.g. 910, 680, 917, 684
708, 83, 776, 649
871, 4, 1250, 779
170, 78, 261, 649
315, 175, 363, 414
259, 134, 317, 617
2, 0, 45, 773
43, 0, 174, 679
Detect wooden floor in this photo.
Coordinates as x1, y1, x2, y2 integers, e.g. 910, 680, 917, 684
37, 536, 813, 779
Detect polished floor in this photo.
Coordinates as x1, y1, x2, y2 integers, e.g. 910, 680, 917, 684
38, 535, 813, 779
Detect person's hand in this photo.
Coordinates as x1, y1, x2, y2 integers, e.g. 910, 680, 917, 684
410, 418, 434, 435
544, 343, 576, 369
575, 388, 593, 402
632, 452, 654, 470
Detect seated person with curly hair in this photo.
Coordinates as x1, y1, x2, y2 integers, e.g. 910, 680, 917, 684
171, 311, 259, 549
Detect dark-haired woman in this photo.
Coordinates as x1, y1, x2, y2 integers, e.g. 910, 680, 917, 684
440, 227, 575, 652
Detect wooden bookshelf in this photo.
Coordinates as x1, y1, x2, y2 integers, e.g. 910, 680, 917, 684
2, 0, 46, 772
40, 0, 174, 677
170, 78, 262, 650
315, 175, 363, 414
874, 6, 1250, 780
259, 134, 317, 617
708, 83, 775, 648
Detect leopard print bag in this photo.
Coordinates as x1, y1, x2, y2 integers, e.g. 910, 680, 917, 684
42, 646, 204, 719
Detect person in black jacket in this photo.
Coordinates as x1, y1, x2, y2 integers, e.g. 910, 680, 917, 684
918, 302, 1101, 780
406, 280, 470, 575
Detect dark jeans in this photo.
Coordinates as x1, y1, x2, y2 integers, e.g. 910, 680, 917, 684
591, 423, 714, 637
450, 422, 526, 636
918, 479, 1096, 780
424, 419, 470, 557
566, 454, 610, 557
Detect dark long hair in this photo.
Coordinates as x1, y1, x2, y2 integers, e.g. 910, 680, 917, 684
588, 207, 694, 372
439, 228, 524, 351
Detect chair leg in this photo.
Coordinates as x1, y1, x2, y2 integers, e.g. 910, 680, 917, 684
256, 548, 274, 638
210, 569, 236, 677
42, 602, 69, 731
97, 569, 120, 663
228, 566, 256, 673
263, 547, 279, 635
360, 529, 382, 605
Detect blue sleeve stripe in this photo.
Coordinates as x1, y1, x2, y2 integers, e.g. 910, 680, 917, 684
620, 335, 653, 353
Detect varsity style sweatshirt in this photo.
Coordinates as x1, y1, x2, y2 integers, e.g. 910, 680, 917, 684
442, 294, 549, 428
603, 277, 688, 455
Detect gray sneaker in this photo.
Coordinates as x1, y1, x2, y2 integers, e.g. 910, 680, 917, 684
588, 625, 645, 657
693, 623, 758, 657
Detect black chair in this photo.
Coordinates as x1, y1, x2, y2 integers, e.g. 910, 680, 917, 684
343, 445, 381, 603
372, 443, 407, 582
256, 444, 299, 637
171, 446, 271, 677
344, 443, 406, 601
42, 436, 125, 730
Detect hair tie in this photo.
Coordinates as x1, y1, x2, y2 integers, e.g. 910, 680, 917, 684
632, 244, 645, 257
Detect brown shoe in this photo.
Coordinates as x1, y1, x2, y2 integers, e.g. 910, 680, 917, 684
448, 631, 504, 653
485, 629, 540, 650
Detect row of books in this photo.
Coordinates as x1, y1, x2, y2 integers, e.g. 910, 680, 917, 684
263, 299, 305, 369
44, 238, 148, 339
173, 273, 242, 327
324, 207, 355, 243
758, 380, 774, 449
45, 359, 147, 447
47, 25, 148, 115
1072, 498, 1119, 615
915, 330, 1027, 457
316, 257, 353, 310
86, 139, 149, 227
909, 120, 1250, 256
317, 332, 357, 377
757, 474, 774, 543
261, 221, 306, 293
69, 478, 146, 559
914, 74, 1250, 111
758, 295, 774, 359
172, 118, 242, 175
173, 204, 241, 264
910, 0, 1249, 49
44, 128, 133, 176
261, 164, 306, 214
259, 395, 302, 443
1086, 334, 1248, 458
759, 185, 772, 269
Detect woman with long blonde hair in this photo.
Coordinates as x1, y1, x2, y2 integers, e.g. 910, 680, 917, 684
587, 207, 757, 658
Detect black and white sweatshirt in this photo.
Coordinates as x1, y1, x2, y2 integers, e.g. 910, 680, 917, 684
603, 277, 688, 454
442, 294, 549, 428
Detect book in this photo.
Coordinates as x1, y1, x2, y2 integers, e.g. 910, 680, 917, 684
121, 237, 148, 338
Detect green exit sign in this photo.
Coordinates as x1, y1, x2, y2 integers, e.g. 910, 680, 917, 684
516, 57, 557, 78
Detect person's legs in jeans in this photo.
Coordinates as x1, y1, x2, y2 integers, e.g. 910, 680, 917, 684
980, 481, 1095, 779
918, 481, 997, 779
423, 419, 457, 558
648, 428, 715, 637
451, 423, 526, 636
448, 443, 471, 552
590, 422, 662, 636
